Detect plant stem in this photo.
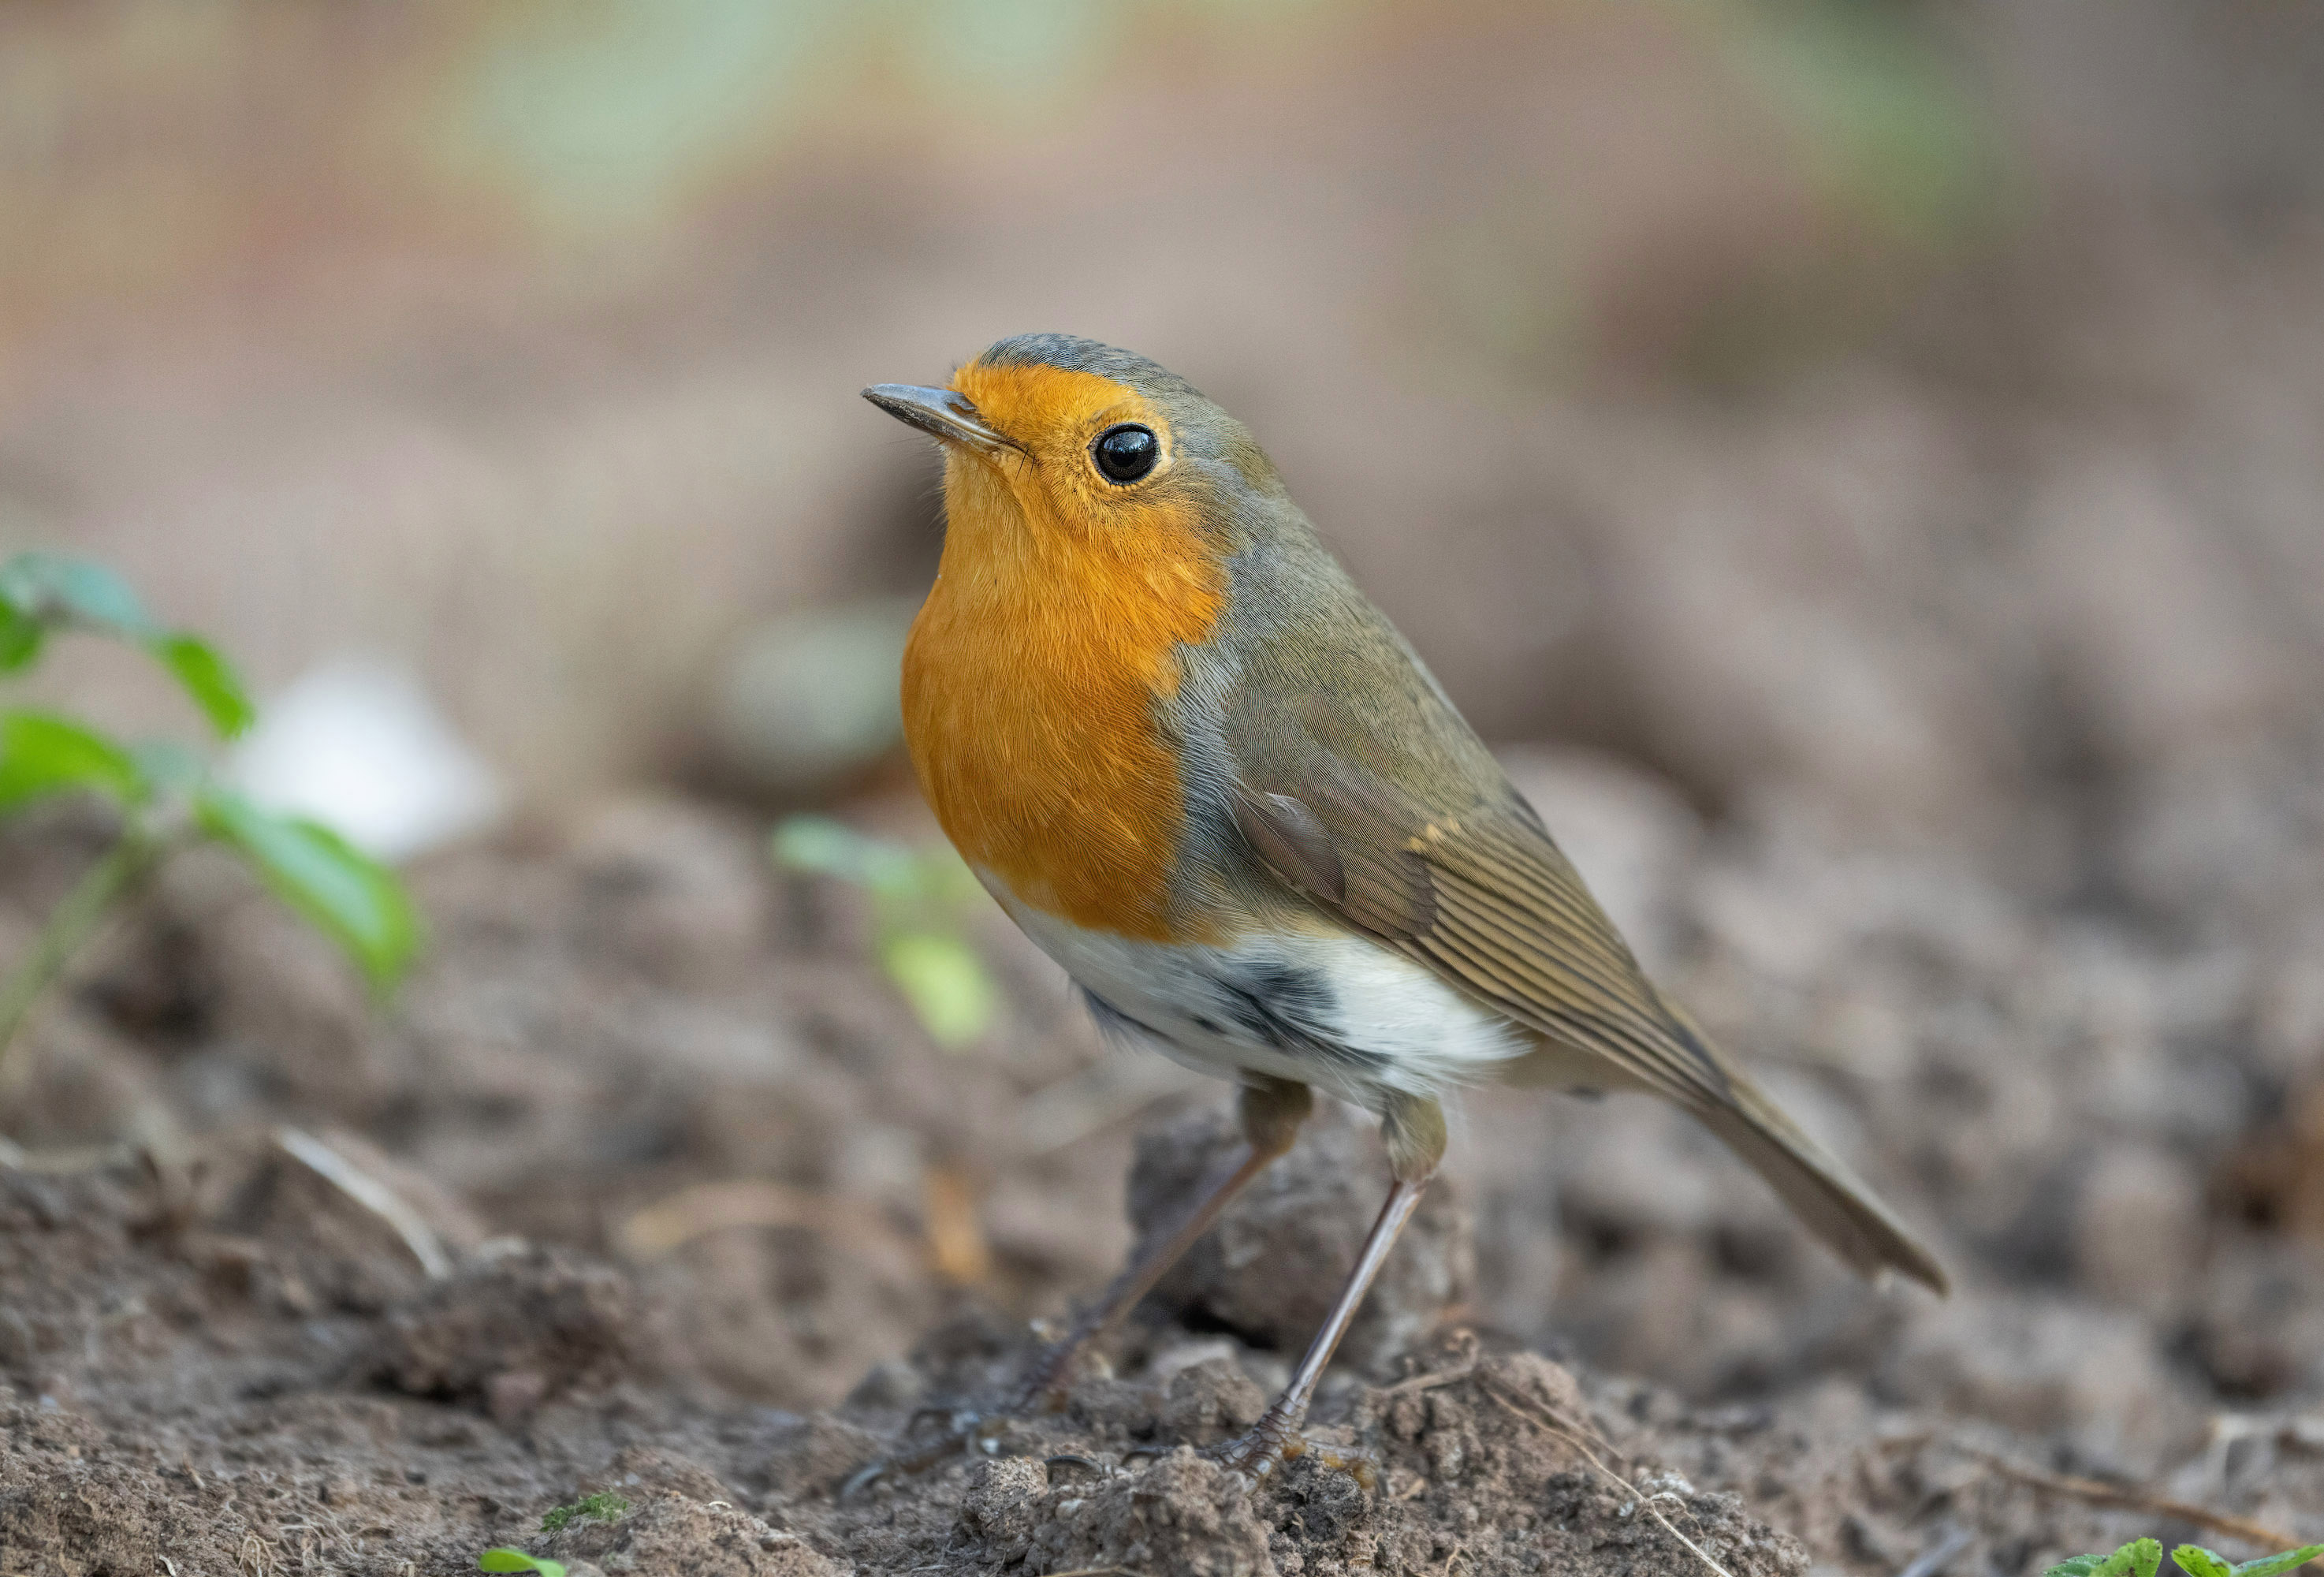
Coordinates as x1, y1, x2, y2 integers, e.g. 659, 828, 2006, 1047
0, 829, 158, 1087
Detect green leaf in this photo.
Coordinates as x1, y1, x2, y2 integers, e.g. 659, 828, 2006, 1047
195, 787, 423, 992
0, 553, 159, 638
2051, 1544, 2173, 1577
477, 1551, 564, 1576
2227, 1545, 2324, 1577
0, 554, 255, 736
880, 930, 997, 1048
153, 634, 255, 740
2176, 1551, 2235, 1577
0, 605, 43, 672
771, 815, 914, 893
0, 711, 148, 811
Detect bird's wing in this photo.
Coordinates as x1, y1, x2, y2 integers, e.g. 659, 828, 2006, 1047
1223, 751, 1734, 1112
1207, 605, 1947, 1292
1199, 594, 1717, 1104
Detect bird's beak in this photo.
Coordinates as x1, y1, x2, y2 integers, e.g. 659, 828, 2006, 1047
861, 384, 1025, 457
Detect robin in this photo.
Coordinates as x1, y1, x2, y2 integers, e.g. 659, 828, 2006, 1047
861, 334, 1945, 1480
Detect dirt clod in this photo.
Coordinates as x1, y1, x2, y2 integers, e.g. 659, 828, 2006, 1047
1156, 1356, 1270, 1445
1025, 1448, 1277, 1577
955, 1455, 1050, 1560
539, 1493, 843, 1577
376, 1244, 646, 1404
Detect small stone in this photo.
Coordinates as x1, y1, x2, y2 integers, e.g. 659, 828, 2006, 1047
486, 1369, 548, 1422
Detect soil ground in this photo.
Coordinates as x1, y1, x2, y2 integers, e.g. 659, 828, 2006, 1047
3, 760, 2322, 1575
8, 5, 2324, 1574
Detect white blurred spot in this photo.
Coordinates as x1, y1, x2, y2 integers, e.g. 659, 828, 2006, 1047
228, 658, 505, 863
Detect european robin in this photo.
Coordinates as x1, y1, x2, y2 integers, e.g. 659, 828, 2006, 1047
862, 334, 1945, 1480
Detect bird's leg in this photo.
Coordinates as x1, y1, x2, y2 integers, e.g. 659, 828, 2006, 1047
1007, 1076, 1313, 1410
1209, 1090, 1447, 1486
847, 1078, 1311, 1493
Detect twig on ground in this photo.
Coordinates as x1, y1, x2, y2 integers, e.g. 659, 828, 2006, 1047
0, 1136, 136, 1172
1372, 1363, 1479, 1399
274, 1127, 452, 1281
1895, 1521, 1973, 1577
1373, 1328, 1484, 1399
1480, 1377, 1735, 1577
1953, 1445, 2301, 1552
616, 1178, 920, 1277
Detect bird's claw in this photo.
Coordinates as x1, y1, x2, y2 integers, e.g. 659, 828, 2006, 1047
839, 1405, 1029, 1498
839, 1360, 1087, 1499
1202, 1423, 1378, 1491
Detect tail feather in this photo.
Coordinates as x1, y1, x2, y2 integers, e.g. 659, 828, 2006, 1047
1696, 1089, 1950, 1293
1654, 989, 1949, 1294
1503, 987, 1950, 1292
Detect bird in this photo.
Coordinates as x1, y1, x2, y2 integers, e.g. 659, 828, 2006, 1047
860, 334, 1945, 1481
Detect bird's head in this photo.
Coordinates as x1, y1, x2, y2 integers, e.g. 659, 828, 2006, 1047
863, 334, 1286, 567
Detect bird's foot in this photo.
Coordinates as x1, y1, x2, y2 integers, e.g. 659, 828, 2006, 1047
840, 1404, 1027, 1497
839, 1348, 1083, 1497
1201, 1417, 1377, 1491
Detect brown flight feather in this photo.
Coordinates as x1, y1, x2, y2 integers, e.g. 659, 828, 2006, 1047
1217, 635, 1948, 1294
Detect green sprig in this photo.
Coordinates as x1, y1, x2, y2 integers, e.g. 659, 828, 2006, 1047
771, 815, 996, 1049
0, 551, 421, 1080
2046, 1539, 2324, 1577
0, 553, 254, 738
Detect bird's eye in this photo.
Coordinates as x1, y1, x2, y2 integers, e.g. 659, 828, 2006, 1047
1092, 423, 1160, 484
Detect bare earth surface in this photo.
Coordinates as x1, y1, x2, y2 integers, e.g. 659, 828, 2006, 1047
6, 4, 2324, 1572
3, 760, 2322, 1576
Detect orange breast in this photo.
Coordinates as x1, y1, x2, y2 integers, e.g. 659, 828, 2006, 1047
901, 453, 1223, 943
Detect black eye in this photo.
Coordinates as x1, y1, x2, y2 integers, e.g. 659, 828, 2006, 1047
1092, 423, 1160, 483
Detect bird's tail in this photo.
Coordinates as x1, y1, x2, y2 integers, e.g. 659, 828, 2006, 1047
1694, 1090, 1950, 1292
1659, 993, 1950, 1294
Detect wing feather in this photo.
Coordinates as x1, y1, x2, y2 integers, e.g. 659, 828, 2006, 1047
1198, 572, 1943, 1290
1220, 731, 1945, 1290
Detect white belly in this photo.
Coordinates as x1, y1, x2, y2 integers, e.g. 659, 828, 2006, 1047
986, 878, 1527, 1110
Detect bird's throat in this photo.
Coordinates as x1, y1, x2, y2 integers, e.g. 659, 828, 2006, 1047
900, 461, 1224, 943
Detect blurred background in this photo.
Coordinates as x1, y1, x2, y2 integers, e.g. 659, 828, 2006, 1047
5, 0, 2324, 1558
8, 0, 2319, 848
